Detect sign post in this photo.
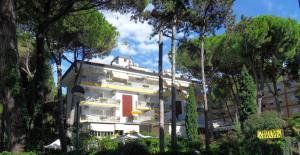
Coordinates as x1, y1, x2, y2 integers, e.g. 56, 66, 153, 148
257, 129, 283, 139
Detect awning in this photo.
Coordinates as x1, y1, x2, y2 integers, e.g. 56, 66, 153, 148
179, 82, 189, 88
90, 123, 115, 132
112, 71, 128, 80
164, 80, 182, 87
128, 74, 144, 79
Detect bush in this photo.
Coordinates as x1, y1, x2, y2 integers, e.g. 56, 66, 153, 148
243, 111, 286, 138
99, 137, 119, 152
0, 152, 37, 155
137, 138, 160, 154
121, 140, 150, 155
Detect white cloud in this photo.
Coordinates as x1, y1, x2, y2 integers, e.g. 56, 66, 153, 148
137, 42, 157, 53
102, 11, 158, 55
118, 43, 137, 55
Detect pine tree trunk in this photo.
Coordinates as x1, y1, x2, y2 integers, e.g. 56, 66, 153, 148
31, 27, 46, 148
171, 17, 177, 150
71, 46, 85, 150
257, 70, 264, 114
158, 29, 165, 152
200, 37, 210, 153
272, 78, 281, 113
56, 51, 67, 152
0, 0, 26, 152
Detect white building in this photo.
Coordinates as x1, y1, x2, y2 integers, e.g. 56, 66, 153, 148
62, 56, 193, 137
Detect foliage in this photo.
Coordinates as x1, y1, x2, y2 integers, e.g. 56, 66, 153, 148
238, 66, 257, 123
243, 111, 286, 138
99, 137, 119, 152
288, 112, 300, 138
0, 152, 37, 155
185, 85, 199, 143
121, 140, 150, 155
136, 138, 160, 154
49, 9, 119, 58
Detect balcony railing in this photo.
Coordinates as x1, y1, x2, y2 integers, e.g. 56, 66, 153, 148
136, 101, 152, 111
81, 78, 158, 94
80, 115, 120, 123
80, 97, 120, 107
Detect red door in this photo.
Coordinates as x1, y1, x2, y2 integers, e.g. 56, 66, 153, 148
122, 95, 132, 117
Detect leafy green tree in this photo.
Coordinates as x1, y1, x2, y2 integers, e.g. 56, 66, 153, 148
185, 85, 199, 143
47, 9, 118, 151
233, 16, 300, 114
17, 30, 58, 150
142, 0, 188, 150
183, 1, 234, 152
238, 66, 257, 123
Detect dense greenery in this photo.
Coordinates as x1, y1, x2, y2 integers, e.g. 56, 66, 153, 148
238, 66, 257, 123
185, 85, 199, 143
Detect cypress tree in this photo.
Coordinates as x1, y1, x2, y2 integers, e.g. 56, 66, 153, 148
185, 84, 199, 142
238, 66, 257, 123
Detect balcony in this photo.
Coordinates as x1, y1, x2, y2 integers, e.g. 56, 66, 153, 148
81, 77, 158, 94
80, 115, 120, 123
80, 97, 120, 107
136, 101, 152, 111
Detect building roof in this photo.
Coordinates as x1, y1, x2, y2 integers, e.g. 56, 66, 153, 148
62, 60, 199, 84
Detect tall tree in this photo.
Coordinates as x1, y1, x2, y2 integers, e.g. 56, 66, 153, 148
17, 1, 146, 141
47, 9, 118, 151
233, 16, 300, 114
142, 0, 188, 150
238, 66, 257, 123
185, 84, 199, 142
0, 0, 26, 152
184, 1, 233, 152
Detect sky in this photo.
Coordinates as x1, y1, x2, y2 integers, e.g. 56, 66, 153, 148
54, 0, 300, 83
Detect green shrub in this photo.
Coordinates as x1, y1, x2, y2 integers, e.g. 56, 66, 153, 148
243, 111, 286, 138
121, 140, 150, 155
0, 152, 37, 155
99, 137, 119, 152
136, 138, 160, 154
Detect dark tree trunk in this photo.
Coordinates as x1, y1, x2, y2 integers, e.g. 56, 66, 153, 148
30, 27, 47, 148
34, 27, 46, 107
158, 29, 164, 152
0, 0, 26, 152
272, 78, 281, 113
171, 18, 177, 151
55, 50, 67, 152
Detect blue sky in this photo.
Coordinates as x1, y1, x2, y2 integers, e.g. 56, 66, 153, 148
54, 0, 300, 83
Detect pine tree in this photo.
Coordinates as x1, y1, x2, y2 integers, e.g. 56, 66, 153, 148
185, 84, 199, 142
238, 66, 257, 123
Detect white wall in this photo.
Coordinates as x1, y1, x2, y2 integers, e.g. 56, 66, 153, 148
124, 124, 140, 133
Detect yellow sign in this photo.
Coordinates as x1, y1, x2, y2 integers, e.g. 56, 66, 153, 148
257, 129, 283, 139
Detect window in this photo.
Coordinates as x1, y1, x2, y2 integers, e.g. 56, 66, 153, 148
90, 131, 113, 137
269, 102, 273, 105
176, 101, 182, 118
